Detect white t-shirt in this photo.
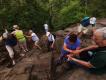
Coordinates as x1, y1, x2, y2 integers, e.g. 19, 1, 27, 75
44, 24, 48, 30
90, 17, 96, 24
31, 33, 39, 41
48, 34, 55, 42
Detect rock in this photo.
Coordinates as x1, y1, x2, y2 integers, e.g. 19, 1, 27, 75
8, 74, 29, 80
11, 63, 33, 75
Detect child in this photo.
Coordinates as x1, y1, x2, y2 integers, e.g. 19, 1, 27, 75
28, 30, 41, 50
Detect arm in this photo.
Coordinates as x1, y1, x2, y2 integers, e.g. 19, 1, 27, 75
72, 45, 98, 55
68, 57, 94, 68
80, 45, 98, 52
51, 35, 55, 48
25, 35, 31, 38
11, 31, 15, 35
0, 36, 3, 42
5, 29, 8, 34
63, 43, 73, 53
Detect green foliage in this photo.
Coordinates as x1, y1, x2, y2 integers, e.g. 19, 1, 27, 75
0, 0, 106, 32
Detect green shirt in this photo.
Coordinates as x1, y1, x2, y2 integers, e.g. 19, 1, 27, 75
90, 51, 106, 68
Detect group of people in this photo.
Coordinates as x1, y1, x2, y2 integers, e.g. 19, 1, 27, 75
0, 17, 106, 74
58, 20, 106, 73
0, 25, 42, 67
0, 23, 56, 68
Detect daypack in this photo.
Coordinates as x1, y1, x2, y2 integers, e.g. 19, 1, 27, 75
81, 17, 90, 27
52, 34, 56, 39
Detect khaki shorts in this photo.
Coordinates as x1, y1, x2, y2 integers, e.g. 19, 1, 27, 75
78, 24, 88, 34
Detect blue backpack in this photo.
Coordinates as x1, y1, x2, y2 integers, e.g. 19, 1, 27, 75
81, 17, 90, 27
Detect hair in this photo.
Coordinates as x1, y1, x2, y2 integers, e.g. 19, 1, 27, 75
95, 27, 106, 40
29, 30, 33, 33
68, 33, 77, 43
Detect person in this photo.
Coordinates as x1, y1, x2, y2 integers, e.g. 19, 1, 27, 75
1, 29, 17, 67
28, 30, 41, 50
46, 32, 55, 51
90, 17, 96, 27
60, 33, 81, 61
68, 27, 106, 73
44, 23, 49, 33
78, 16, 90, 37
11, 25, 28, 53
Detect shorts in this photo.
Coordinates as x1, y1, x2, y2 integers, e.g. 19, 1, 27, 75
18, 37, 26, 43
78, 24, 88, 34
18, 38, 27, 47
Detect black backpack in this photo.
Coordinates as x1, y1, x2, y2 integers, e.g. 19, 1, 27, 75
52, 34, 56, 39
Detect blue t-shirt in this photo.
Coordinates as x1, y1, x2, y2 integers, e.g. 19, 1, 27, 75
61, 36, 81, 56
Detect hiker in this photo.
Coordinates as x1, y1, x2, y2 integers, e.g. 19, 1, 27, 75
78, 16, 90, 37
1, 29, 17, 67
67, 27, 106, 73
44, 23, 49, 33
11, 25, 28, 53
46, 32, 55, 51
59, 33, 81, 62
90, 17, 96, 27
28, 30, 41, 50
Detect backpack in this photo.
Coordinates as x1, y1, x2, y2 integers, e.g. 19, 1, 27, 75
52, 34, 56, 39
81, 17, 90, 27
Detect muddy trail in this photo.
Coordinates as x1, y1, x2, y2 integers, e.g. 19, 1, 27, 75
0, 19, 106, 80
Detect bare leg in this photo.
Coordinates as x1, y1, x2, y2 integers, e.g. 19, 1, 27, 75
34, 41, 42, 50
6, 45, 15, 65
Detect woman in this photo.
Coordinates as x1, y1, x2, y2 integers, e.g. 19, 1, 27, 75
11, 25, 28, 53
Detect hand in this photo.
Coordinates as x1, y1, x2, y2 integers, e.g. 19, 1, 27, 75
67, 55, 73, 61
72, 50, 82, 55
51, 45, 54, 48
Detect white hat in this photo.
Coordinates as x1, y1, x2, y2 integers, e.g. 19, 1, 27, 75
46, 32, 50, 36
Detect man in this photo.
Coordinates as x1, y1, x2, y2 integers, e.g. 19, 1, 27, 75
46, 32, 55, 51
78, 16, 90, 37
60, 33, 81, 61
68, 27, 106, 73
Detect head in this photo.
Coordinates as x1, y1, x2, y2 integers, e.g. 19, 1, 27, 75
46, 32, 50, 37
93, 27, 106, 47
68, 33, 77, 44
13, 25, 19, 30
29, 30, 33, 34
